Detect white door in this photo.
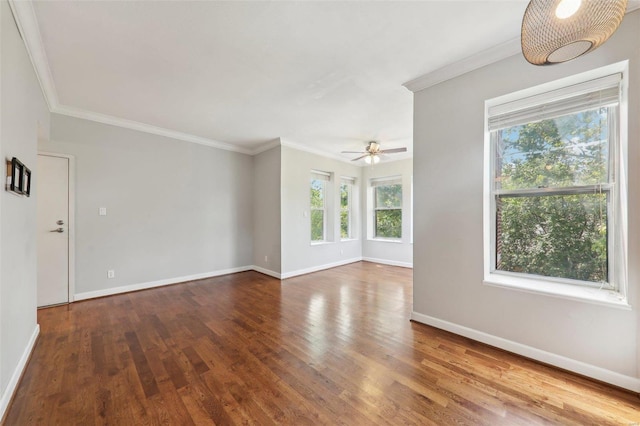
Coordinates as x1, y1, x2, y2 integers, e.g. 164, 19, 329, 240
37, 154, 70, 307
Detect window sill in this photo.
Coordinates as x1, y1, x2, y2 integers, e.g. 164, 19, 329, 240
310, 241, 334, 246
483, 273, 630, 309
369, 238, 403, 244
340, 238, 359, 242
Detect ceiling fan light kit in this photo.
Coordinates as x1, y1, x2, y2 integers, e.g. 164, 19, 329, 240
364, 155, 381, 165
521, 0, 628, 65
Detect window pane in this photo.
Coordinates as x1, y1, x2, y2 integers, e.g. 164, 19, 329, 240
496, 193, 608, 283
375, 209, 402, 239
311, 210, 324, 241
310, 179, 324, 208
340, 183, 349, 208
495, 108, 609, 191
376, 184, 402, 208
341, 210, 349, 239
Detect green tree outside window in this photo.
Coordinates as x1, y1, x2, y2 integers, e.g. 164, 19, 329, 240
374, 183, 402, 239
495, 108, 609, 283
310, 179, 325, 241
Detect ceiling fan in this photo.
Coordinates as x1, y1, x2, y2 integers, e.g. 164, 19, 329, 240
342, 141, 407, 164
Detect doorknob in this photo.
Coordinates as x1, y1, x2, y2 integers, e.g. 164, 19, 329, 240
50, 228, 64, 233
56, 220, 64, 225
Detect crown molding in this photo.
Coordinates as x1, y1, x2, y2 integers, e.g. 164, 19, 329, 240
403, 37, 522, 93
9, 0, 252, 155
54, 105, 253, 154
278, 138, 412, 167
279, 138, 363, 165
9, 0, 59, 110
251, 138, 282, 155
404, 5, 640, 94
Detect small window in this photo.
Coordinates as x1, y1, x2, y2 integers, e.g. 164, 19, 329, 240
372, 177, 402, 239
310, 171, 330, 242
340, 177, 355, 239
485, 68, 626, 294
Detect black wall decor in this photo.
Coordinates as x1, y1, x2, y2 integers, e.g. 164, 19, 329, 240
10, 157, 24, 194
23, 167, 32, 197
6, 157, 31, 196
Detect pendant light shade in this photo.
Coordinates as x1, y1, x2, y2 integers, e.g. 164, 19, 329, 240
521, 0, 628, 65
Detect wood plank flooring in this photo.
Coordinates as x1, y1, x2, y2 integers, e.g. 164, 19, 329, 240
4, 261, 640, 425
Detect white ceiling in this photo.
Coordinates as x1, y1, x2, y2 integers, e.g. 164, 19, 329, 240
25, 1, 533, 160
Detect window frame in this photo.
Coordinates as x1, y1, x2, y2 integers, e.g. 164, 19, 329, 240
340, 177, 355, 240
372, 176, 403, 240
483, 62, 629, 307
310, 171, 330, 243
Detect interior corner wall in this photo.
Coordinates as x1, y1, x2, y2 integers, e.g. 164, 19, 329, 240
280, 145, 362, 276
252, 145, 282, 275
0, 0, 49, 415
41, 114, 254, 297
361, 158, 413, 266
412, 11, 639, 385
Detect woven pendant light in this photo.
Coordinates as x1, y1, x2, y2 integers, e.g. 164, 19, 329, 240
521, 0, 628, 65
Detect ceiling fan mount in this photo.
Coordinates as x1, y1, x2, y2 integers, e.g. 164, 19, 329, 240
342, 140, 407, 164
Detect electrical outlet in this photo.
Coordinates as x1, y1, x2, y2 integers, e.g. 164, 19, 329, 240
107, 270, 115, 279
340, 249, 344, 255
264, 255, 268, 263
99, 207, 107, 216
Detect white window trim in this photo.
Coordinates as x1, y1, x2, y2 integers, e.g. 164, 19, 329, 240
340, 177, 354, 241
371, 176, 403, 241
310, 170, 330, 243
482, 61, 629, 308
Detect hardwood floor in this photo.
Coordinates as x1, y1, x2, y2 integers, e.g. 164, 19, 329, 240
4, 261, 640, 425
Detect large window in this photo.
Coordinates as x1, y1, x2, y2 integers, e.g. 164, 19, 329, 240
372, 177, 402, 239
485, 68, 627, 296
340, 177, 354, 239
310, 171, 330, 242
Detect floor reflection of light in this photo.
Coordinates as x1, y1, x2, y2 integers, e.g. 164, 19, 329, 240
307, 293, 327, 359
338, 285, 352, 340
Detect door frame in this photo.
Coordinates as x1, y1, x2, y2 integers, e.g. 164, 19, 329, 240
38, 151, 76, 303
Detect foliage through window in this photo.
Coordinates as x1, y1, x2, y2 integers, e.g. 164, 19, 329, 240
373, 178, 402, 239
487, 72, 622, 288
340, 178, 354, 239
310, 171, 330, 242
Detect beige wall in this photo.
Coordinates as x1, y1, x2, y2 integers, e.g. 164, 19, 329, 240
361, 158, 413, 266
412, 11, 640, 388
0, 0, 50, 415
42, 114, 254, 297
253, 145, 282, 274
280, 145, 363, 276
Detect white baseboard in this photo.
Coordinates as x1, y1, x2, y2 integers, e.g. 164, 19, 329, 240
362, 257, 413, 268
281, 258, 362, 279
251, 265, 282, 279
74, 266, 253, 301
411, 311, 640, 392
73, 258, 412, 300
0, 324, 40, 421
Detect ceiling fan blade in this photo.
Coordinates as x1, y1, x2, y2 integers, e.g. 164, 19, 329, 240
341, 151, 367, 154
379, 147, 407, 154
351, 154, 369, 161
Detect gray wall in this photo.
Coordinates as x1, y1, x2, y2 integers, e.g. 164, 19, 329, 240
361, 158, 413, 266
280, 145, 362, 276
0, 0, 50, 411
41, 114, 254, 296
252, 145, 281, 274
413, 11, 639, 380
